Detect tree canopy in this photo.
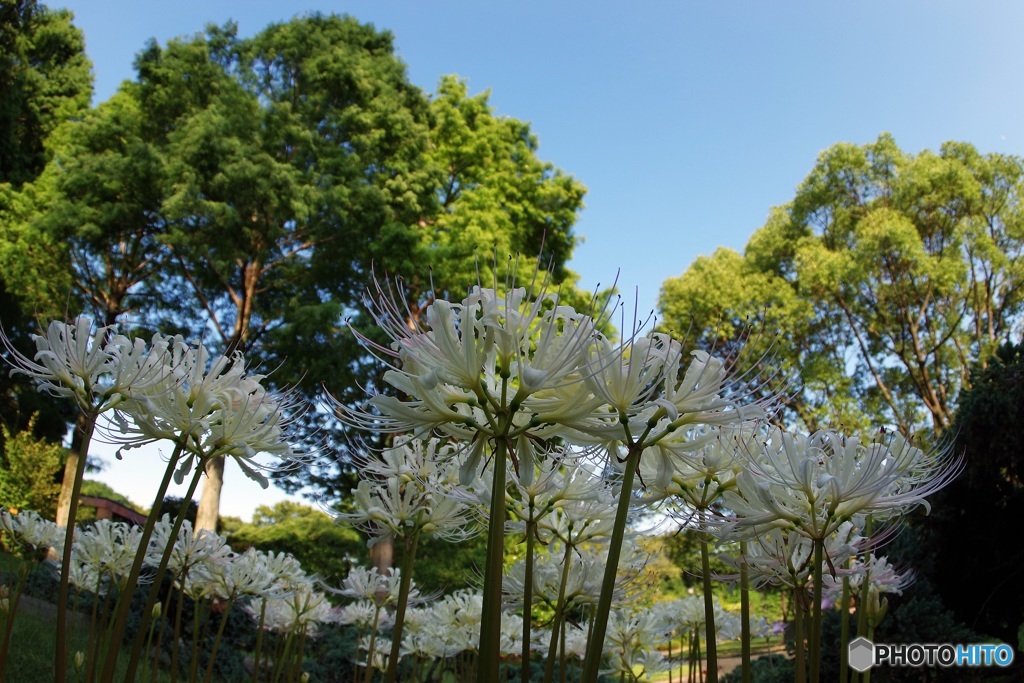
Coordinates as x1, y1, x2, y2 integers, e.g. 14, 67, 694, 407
0, 11, 590, 528
660, 134, 1024, 440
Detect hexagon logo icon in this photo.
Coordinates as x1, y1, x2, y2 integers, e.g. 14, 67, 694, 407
848, 637, 875, 672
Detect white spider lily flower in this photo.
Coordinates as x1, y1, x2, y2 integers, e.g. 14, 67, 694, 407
112, 339, 301, 486
71, 519, 145, 591
337, 566, 391, 602
726, 428, 960, 541
1, 509, 66, 552
2, 317, 117, 408
146, 516, 232, 575
336, 281, 601, 443
190, 548, 275, 601
258, 582, 334, 635
258, 550, 309, 590
583, 332, 672, 416
602, 608, 674, 678
726, 523, 865, 590
822, 553, 914, 603
1, 317, 172, 413
334, 600, 391, 630
336, 440, 475, 545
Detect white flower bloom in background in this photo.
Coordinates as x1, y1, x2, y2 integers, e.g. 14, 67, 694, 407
0, 509, 66, 553
146, 516, 232, 575
822, 553, 914, 603
725, 428, 960, 541
727, 522, 865, 590
2, 317, 118, 409
70, 519, 144, 591
107, 337, 303, 487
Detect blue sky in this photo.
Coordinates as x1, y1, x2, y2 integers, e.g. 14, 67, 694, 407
54, 0, 1024, 519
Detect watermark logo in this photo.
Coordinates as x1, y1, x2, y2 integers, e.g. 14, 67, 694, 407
848, 637, 1015, 670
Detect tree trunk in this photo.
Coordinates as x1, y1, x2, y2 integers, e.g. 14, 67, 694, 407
195, 455, 224, 533
54, 412, 87, 528
370, 532, 394, 573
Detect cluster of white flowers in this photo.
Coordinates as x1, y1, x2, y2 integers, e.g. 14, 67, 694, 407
4, 316, 303, 487
2, 280, 962, 683
329, 280, 961, 681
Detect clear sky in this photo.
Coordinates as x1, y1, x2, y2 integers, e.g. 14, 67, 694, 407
52, 0, 1024, 520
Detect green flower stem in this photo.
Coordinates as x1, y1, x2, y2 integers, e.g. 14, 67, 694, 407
172, 567, 190, 683
478, 435, 510, 682
700, 525, 719, 683
271, 630, 294, 683
253, 598, 267, 683
188, 597, 205, 683
56, 409, 98, 683
521, 519, 537, 683
861, 623, 876, 683
0, 561, 30, 679
143, 607, 160, 683
98, 438, 186, 682
385, 532, 420, 683
580, 443, 642, 683
362, 604, 383, 683
793, 588, 806, 683
543, 539, 574, 683
92, 578, 115, 682
293, 627, 308, 683
839, 574, 851, 683
809, 538, 824, 683
204, 594, 237, 683
856, 517, 874, 641
739, 541, 751, 683
119, 459, 206, 683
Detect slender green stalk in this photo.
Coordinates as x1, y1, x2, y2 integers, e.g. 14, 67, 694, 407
384, 532, 420, 683
477, 436, 509, 681
252, 598, 268, 683
56, 410, 98, 683
839, 576, 850, 683
543, 540, 574, 683
362, 604, 383, 683
0, 561, 30, 678
203, 595, 237, 683
143, 605, 160, 683
809, 538, 824, 683
188, 597, 205, 683
861, 623, 876, 683
99, 439, 186, 681
793, 588, 806, 683
581, 443, 642, 682
699, 526, 719, 683
90, 576, 115, 683
292, 627, 308, 683
272, 631, 295, 683
855, 517, 874, 641
739, 541, 750, 683
172, 568, 189, 683
120, 460, 206, 683
521, 519, 536, 683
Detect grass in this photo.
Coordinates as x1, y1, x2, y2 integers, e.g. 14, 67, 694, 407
0, 595, 200, 682
0, 547, 236, 683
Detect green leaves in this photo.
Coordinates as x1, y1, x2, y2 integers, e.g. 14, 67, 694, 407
660, 134, 1024, 441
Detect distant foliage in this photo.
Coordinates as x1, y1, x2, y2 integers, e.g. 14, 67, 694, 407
0, 417, 64, 517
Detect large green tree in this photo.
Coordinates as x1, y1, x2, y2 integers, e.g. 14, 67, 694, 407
4, 12, 591, 537
660, 134, 1024, 439
283, 75, 591, 503
0, 0, 91, 188
135, 17, 439, 531
0, 0, 91, 456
